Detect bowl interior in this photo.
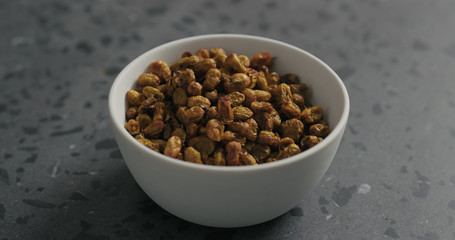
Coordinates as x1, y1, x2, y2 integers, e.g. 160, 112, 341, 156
109, 34, 349, 168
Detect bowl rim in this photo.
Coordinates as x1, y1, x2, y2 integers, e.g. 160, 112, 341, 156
108, 33, 350, 173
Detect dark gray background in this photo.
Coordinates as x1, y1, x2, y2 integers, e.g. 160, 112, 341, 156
1, 0, 455, 239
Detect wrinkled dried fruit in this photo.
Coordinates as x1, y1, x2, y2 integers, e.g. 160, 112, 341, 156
143, 86, 165, 101
125, 119, 140, 135
126, 107, 138, 120
126, 90, 145, 106
277, 143, 301, 160
239, 150, 258, 165
300, 135, 323, 150
309, 123, 330, 137
187, 96, 211, 110
300, 106, 323, 124
225, 53, 247, 73
217, 95, 234, 125
225, 141, 242, 166
257, 131, 280, 148
281, 118, 304, 142
233, 106, 254, 121
203, 68, 221, 91
184, 147, 203, 164
227, 91, 245, 106
206, 119, 225, 142
137, 138, 160, 152
250, 52, 273, 69
173, 87, 188, 106
149, 60, 171, 81
164, 136, 182, 158
136, 113, 152, 129
138, 73, 161, 87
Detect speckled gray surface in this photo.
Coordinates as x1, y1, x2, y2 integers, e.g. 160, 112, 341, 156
1, 0, 455, 239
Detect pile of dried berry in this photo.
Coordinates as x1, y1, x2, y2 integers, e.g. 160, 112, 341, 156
124, 48, 330, 166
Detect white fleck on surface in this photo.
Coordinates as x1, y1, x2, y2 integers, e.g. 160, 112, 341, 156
358, 183, 371, 194
51, 160, 60, 178
326, 214, 333, 220
69, 144, 77, 150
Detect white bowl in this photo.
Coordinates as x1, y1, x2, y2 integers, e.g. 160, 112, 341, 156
108, 34, 349, 228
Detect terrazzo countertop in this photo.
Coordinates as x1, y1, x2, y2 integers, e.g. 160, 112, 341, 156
1, 0, 455, 239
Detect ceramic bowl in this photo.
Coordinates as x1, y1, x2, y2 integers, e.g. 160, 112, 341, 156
108, 34, 349, 227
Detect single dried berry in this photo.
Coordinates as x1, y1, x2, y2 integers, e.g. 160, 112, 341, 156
300, 106, 323, 124
217, 95, 234, 125
228, 121, 250, 137
254, 90, 272, 102
241, 88, 257, 107
250, 101, 274, 113
143, 120, 165, 138
137, 138, 160, 152
194, 58, 216, 76
164, 136, 182, 158
309, 123, 330, 137
250, 52, 273, 70
143, 86, 165, 101
224, 73, 251, 93
292, 93, 305, 109
213, 148, 226, 166
183, 106, 205, 124
138, 73, 161, 87
257, 131, 280, 148
279, 137, 295, 151
221, 130, 246, 144
196, 48, 210, 58
281, 118, 304, 142
266, 72, 280, 86
126, 90, 145, 106
273, 83, 292, 106
176, 68, 196, 87
173, 88, 188, 106
233, 106, 254, 121
126, 107, 138, 120
187, 96, 211, 110
225, 141, 242, 166
125, 119, 140, 135
277, 143, 301, 160
149, 60, 171, 81
184, 147, 203, 164
209, 48, 227, 57
136, 113, 152, 129
254, 112, 274, 131
245, 118, 259, 141
187, 81, 203, 96
225, 53, 247, 73
251, 144, 271, 163
203, 68, 221, 91
227, 91, 245, 106
239, 150, 258, 165
206, 106, 218, 120
280, 101, 301, 119
177, 55, 200, 70
206, 119, 225, 142
300, 135, 323, 150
